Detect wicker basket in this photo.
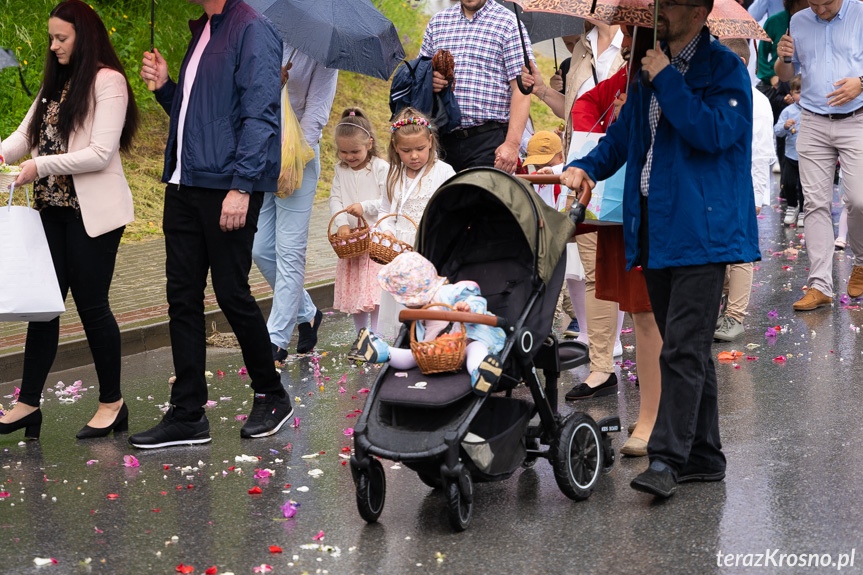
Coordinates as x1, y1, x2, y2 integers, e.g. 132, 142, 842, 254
410, 303, 467, 375
369, 213, 417, 265
0, 170, 20, 191
327, 209, 371, 259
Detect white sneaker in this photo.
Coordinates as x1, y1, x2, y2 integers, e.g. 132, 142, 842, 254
835, 238, 847, 250
613, 340, 623, 357
783, 206, 800, 226
797, 212, 805, 228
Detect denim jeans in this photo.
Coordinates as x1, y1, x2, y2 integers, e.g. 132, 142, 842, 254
252, 145, 320, 349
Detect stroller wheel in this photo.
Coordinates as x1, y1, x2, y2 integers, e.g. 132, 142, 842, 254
356, 458, 386, 523
552, 413, 603, 501
445, 469, 473, 532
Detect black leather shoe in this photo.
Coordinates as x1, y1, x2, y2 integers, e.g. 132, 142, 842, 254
677, 466, 726, 483
129, 407, 211, 449
564, 372, 618, 400
76, 403, 129, 439
297, 308, 323, 354
630, 460, 678, 498
0, 409, 42, 439
272, 342, 288, 363
241, 392, 293, 438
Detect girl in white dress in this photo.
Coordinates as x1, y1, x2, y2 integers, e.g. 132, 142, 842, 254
375, 108, 456, 339
328, 108, 389, 359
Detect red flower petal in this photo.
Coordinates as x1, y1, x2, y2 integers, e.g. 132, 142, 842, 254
205, 567, 218, 575
269, 545, 283, 553
106, 493, 119, 499
248, 486, 263, 494
176, 564, 195, 574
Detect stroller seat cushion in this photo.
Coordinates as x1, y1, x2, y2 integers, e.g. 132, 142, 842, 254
377, 367, 473, 407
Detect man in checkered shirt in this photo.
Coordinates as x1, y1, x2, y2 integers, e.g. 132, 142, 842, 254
560, 2, 760, 498
420, 0, 533, 173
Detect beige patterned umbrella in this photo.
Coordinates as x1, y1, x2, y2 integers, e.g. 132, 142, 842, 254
518, 0, 770, 41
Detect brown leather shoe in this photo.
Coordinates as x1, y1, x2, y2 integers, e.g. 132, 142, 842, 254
793, 287, 832, 311
848, 266, 863, 298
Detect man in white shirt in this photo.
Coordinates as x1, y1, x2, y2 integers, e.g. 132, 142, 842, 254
252, 46, 338, 362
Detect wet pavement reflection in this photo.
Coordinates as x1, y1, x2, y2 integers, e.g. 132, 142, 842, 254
2, 195, 862, 573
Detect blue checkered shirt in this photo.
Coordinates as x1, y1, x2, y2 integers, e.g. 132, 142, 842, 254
640, 33, 701, 196
420, 1, 533, 129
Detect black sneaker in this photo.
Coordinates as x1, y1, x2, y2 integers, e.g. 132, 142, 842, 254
129, 407, 211, 449
677, 466, 726, 483
241, 392, 294, 438
630, 460, 678, 498
297, 309, 323, 354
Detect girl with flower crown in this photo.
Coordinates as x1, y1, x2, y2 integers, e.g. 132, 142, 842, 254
375, 108, 455, 339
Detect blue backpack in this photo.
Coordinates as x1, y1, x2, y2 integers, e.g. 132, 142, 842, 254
389, 55, 461, 134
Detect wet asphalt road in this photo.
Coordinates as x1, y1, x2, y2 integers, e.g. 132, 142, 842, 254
2, 194, 863, 575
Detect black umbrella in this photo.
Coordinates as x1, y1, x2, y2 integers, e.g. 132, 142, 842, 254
497, 1, 585, 44
245, 0, 405, 80
0, 48, 32, 96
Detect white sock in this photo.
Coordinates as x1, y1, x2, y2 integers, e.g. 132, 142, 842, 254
567, 278, 588, 344
466, 341, 490, 374
388, 347, 417, 370
370, 306, 380, 334
353, 312, 368, 333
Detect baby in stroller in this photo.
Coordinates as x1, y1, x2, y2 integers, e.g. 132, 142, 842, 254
356, 252, 505, 396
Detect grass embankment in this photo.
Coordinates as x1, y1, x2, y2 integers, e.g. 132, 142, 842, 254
1, 0, 561, 242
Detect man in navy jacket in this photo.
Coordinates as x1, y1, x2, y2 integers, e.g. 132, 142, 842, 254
562, 2, 760, 497
132, 0, 292, 448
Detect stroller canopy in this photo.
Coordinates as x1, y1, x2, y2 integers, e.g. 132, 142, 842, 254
415, 168, 575, 287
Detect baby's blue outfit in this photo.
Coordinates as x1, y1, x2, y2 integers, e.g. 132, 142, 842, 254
416, 281, 506, 353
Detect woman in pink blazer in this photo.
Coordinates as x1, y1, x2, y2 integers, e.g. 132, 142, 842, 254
0, 0, 138, 440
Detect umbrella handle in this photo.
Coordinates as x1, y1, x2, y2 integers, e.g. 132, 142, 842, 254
513, 4, 533, 95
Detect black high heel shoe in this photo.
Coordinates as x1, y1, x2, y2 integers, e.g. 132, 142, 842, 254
76, 403, 129, 439
0, 409, 43, 439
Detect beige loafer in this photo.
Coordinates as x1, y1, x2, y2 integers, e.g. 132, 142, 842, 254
620, 437, 648, 457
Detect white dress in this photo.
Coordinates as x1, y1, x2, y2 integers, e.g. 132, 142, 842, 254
376, 158, 456, 339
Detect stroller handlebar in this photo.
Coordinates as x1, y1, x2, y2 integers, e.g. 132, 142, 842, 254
517, 174, 561, 185
399, 309, 508, 330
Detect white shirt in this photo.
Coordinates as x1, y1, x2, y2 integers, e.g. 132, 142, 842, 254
576, 27, 624, 99
328, 156, 389, 229
170, 19, 211, 186
751, 89, 776, 208
378, 159, 456, 243
282, 45, 339, 148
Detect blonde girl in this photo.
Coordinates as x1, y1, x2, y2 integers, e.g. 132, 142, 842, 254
328, 108, 389, 359
376, 108, 455, 338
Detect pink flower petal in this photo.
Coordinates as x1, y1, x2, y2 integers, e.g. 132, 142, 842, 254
312, 530, 325, 541
123, 455, 139, 468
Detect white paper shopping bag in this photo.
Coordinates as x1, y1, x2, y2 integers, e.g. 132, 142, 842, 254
0, 185, 65, 322
566, 131, 626, 225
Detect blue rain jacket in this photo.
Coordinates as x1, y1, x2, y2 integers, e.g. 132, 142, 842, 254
155, 0, 282, 192
568, 29, 761, 270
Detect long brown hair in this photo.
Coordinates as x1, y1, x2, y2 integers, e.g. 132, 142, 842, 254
385, 107, 440, 203
28, 0, 139, 152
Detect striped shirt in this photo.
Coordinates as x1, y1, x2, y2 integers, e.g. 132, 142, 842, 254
420, 1, 533, 129
640, 32, 701, 196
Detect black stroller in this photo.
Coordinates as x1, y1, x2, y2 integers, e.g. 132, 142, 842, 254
350, 168, 620, 531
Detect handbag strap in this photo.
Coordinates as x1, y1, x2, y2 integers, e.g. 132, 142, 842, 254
7, 182, 31, 209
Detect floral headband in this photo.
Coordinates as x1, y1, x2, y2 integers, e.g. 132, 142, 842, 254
391, 117, 430, 133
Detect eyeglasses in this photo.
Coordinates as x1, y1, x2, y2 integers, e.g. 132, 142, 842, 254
647, 1, 703, 10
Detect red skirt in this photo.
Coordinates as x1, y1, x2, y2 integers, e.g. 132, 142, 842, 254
594, 226, 652, 313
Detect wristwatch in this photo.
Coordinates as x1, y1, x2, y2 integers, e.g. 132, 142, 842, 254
859, 76, 863, 91
237, 189, 250, 194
